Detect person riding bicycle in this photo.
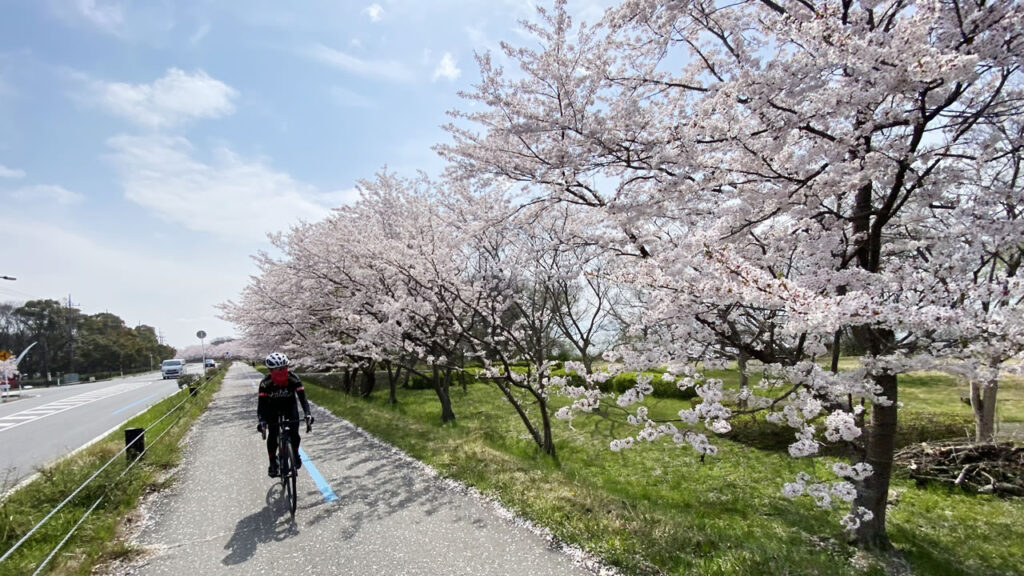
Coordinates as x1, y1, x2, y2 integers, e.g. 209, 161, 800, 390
256, 352, 313, 478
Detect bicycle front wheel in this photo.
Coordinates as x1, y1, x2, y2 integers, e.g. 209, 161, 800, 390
280, 441, 297, 516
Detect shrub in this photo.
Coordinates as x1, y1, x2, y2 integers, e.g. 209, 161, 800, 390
724, 410, 974, 455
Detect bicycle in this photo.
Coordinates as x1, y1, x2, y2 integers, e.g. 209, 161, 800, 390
261, 414, 312, 517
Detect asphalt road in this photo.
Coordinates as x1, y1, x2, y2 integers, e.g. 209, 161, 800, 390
109, 363, 609, 576
0, 365, 203, 490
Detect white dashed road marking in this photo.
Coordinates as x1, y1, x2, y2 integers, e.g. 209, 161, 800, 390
0, 381, 152, 433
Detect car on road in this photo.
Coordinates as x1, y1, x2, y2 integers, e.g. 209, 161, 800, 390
161, 359, 186, 379
204, 359, 216, 369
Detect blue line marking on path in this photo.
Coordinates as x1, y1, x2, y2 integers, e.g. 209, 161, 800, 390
113, 393, 159, 415
299, 447, 339, 503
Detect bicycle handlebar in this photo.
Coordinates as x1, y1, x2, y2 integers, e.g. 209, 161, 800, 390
257, 417, 313, 436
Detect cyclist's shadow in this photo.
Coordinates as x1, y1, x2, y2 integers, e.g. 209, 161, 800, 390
221, 484, 300, 566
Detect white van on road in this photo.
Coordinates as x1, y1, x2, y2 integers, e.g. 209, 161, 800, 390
160, 359, 186, 379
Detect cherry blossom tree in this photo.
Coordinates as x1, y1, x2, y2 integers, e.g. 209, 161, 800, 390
440, 0, 1024, 549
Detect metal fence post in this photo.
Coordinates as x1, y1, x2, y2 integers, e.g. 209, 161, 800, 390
125, 428, 145, 461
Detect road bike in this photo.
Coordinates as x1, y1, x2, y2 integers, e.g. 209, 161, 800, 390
261, 415, 312, 517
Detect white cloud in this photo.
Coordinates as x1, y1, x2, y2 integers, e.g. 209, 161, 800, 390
83, 68, 238, 129
106, 133, 356, 242
189, 22, 211, 47
307, 44, 414, 83
0, 212, 247, 347
0, 165, 26, 179
10, 184, 84, 205
71, 0, 124, 33
51, 0, 178, 43
465, 24, 491, 49
330, 86, 377, 109
363, 3, 385, 22
432, 52, 461, 82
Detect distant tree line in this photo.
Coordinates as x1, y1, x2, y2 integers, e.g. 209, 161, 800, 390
0, 299, 176, 380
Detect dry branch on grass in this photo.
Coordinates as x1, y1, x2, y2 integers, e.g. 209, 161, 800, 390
895, 441, 1024, 497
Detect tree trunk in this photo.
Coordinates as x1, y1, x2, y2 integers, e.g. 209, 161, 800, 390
385, 361, 399, 405
581, 355, 593, 375
432, 365, 456, 423
360, 362, 376, 398
852, 371, 897, 550
971, 373, 999, 442
737, 350, 749, 410
537, 393, 555, 456
493, 377, 546, 452
341, 368, 354, 394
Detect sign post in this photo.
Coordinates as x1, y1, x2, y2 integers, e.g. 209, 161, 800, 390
197, 330, 207, 374
0, 350, 10, 401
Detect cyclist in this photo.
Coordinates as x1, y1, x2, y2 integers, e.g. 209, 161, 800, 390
256, 352, 313, 478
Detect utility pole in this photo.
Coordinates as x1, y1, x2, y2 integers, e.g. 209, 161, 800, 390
66, 294, 79, 377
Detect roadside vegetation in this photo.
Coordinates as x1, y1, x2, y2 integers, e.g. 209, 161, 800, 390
0, 363, 228, 576
303, 368, 1024, 576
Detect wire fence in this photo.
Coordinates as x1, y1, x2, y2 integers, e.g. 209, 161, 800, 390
0, 370, 221, 574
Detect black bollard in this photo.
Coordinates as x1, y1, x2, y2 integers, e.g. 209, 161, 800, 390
125, 428, 145, 461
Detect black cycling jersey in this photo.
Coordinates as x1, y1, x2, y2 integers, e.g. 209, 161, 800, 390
257, 371, 311, 423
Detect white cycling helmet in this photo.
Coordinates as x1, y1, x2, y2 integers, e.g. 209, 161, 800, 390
265, 352, 290, 369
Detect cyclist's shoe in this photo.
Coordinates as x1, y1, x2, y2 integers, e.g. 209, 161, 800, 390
268, 461, 280, 478
294, 451, 302, 470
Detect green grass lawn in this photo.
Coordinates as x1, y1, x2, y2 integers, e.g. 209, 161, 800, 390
304, 369, 1024, 576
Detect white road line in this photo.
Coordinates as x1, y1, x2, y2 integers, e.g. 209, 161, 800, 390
0, 382, 152, 433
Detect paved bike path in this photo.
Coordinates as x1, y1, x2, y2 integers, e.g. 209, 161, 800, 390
109, 363, 605, 575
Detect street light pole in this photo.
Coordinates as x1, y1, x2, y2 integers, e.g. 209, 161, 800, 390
1, 276, 15, 281
197, 330, 207, 373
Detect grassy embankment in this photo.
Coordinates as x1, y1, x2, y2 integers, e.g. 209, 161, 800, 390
303, 366, 1024, 576
0, 364, 228, 576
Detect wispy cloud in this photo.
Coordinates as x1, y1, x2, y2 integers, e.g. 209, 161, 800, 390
189, 22, 211, 47
1, 211, 246, 346
10, 184, 85, 205
81, 68, 238, 129
106, 133, 356, 242
330, 86, 377, 109
67, 0, 124, 34
307, 44, 414, 83
363, 3, 385, 22
433, 52, 461, 82
0, 165, 26, 179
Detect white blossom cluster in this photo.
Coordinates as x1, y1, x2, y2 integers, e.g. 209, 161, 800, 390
0, 358, 17, 381
223, 0, 1024, 544
824, 411, 862, 443
783, 473, 860, 509
833, 462, 874, 482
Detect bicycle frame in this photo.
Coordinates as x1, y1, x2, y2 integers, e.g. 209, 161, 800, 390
260, 414, 311, 518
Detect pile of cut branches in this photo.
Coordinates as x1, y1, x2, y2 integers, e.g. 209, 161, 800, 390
894, 441, 1024, 497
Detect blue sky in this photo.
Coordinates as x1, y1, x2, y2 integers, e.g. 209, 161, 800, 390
0, 0, 609, 349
